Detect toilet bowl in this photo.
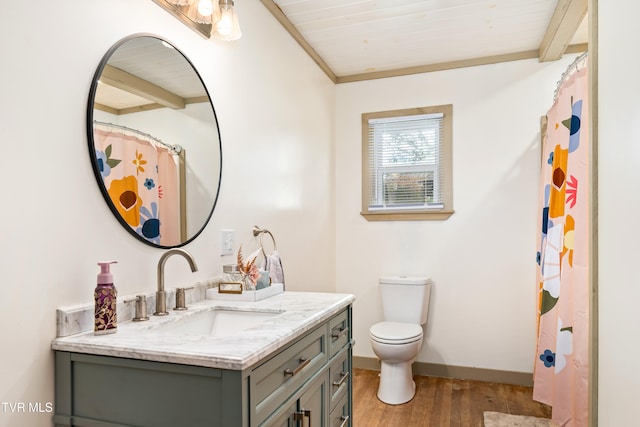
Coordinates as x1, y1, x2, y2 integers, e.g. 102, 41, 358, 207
369, 276, 431, 405
370, 321, 424, 404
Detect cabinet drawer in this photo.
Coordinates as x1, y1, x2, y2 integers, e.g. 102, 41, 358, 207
329, 347, 350, 411
251, 325, 327, 423
329, 391, 351, 427
329, 309, 350, 359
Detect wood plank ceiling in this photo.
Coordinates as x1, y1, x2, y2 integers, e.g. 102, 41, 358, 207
260, 0, 588, 83
99, 1, 589, 111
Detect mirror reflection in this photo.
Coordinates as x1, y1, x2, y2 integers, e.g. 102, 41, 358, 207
88, 34, 222, 248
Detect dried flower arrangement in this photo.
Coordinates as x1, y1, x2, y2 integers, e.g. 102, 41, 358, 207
237, 244, 260, 288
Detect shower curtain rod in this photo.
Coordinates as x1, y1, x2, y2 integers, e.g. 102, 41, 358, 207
93, 120, 182, 154
553, 50, 588, 102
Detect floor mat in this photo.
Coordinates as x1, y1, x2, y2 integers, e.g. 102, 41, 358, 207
483, 411, 553, 427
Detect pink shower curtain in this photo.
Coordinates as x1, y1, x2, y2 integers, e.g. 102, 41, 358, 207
94, 128, 180, 246
534, 57, 589, 426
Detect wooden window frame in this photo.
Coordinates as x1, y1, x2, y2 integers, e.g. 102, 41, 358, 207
361, 104, 454, 221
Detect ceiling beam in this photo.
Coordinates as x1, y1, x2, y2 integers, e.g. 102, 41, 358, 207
93, 103, 119, 115
260, 0, 337, 83
100, 65, 185, 109
337, 44, 587, 84
539, 0, 588, 62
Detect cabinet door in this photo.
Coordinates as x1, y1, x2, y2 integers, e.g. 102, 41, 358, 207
329, 392, 350, 427
262, 402, 296, 427
296, 372, 327, 427
262, 372, 327, 427
252, 325, 328, 424
329, 347, 350, 411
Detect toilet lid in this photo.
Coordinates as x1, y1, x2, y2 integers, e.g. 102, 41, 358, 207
370, 322, 423, 344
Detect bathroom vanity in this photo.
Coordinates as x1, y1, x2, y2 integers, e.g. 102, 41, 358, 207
52, 291, 354, 427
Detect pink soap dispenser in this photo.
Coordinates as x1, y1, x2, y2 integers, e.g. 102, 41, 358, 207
94, 261, 118, 335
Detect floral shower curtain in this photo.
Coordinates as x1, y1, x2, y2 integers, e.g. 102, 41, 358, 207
534, 55, 589, 426
94, 128, 181, 246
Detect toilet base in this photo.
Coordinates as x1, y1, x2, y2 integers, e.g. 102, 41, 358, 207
377, 360, 416, 405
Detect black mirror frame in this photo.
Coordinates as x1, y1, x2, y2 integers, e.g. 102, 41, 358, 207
87, 33, 222, 249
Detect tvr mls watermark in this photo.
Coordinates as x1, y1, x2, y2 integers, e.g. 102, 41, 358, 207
2, 402, 53, 413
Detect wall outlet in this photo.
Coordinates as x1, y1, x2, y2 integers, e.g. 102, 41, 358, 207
220, 229, 235, 256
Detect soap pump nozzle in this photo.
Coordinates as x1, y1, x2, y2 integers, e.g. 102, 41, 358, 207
97, 261, 118, 284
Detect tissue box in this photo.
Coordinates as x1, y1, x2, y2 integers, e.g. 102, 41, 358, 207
206, 283, 284, 302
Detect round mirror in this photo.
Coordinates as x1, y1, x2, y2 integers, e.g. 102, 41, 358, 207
87, 34, 221, 248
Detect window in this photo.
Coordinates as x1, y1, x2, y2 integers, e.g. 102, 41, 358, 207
361, 105, 453, 221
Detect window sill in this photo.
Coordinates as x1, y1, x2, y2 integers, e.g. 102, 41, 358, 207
360, 210, 454, 221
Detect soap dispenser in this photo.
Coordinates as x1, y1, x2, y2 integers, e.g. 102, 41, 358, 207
94, 261, 118, 335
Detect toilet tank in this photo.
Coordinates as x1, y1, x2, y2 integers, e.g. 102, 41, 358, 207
379, 276, 432, 325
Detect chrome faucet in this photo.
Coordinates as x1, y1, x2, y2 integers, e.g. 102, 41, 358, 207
154, 249, 198, 316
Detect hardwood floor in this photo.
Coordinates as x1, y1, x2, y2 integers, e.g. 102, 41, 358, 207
352, 369, 551, 426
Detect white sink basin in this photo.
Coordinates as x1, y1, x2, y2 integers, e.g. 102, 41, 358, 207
150, 308, 285, 337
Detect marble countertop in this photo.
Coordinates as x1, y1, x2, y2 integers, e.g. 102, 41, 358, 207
51, 291, 354, 370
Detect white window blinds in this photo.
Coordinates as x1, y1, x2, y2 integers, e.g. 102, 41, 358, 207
366, 112, 446, 211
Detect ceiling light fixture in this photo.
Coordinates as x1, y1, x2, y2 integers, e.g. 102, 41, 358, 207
197, 0, 215, 16
186, 0, 221, 25
165, 0, 195, 5
158, 0, 240, 40
212, 0, 241, 41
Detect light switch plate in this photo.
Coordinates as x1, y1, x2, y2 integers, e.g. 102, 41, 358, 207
220, 229, 235, 256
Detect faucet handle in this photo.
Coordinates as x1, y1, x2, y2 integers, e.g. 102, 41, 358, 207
133, 295, 149, 321
174, 287, 194, 311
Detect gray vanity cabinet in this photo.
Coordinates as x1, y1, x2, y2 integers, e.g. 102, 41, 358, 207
53, 306, 352, 427
249, 305, 353, 427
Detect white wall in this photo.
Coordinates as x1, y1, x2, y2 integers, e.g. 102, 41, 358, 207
335, 58, 577, 373
0, 1, 334, 426
598, 1, 640, 425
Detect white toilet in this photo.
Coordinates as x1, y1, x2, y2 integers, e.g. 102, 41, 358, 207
369, 276, 432, 405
